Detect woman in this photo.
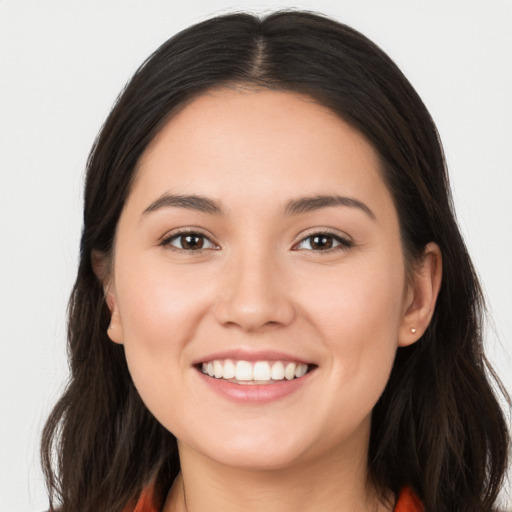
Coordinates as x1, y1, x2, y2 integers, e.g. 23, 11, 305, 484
40, 10, 510, 512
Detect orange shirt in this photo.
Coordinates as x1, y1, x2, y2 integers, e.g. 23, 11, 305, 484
132, 486, 423, 512
394, 487, 424, 512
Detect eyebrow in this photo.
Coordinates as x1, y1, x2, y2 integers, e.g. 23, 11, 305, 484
143, 194, 224, 215
142, 193, 375, 220
284, 194, 375, 219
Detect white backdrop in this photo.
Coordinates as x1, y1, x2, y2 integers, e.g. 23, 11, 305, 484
1, 1, 511, 510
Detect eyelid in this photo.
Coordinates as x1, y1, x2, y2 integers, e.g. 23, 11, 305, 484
292, 228, 354, 252
159, 228, 219, 251
158, 227, 353, 253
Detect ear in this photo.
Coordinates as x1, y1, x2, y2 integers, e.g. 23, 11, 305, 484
398, 242, 442, 347
91, 249, 124, 345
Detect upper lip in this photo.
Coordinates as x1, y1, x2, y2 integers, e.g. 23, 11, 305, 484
192, 348, 315, 366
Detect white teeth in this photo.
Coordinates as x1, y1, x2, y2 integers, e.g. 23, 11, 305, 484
284, 362, 296, 380
213, 360, 223, 379
253, 361, 271, 381
200, 359, 310, 383
294, 364, 307, 378
223, 359, 236, 379
271, 361, 285, 380
235, 360, 253, 381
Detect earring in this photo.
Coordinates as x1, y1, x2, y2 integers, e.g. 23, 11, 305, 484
410, 327, 417, 334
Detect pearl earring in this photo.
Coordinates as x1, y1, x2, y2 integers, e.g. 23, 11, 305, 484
410, 327, 417, 334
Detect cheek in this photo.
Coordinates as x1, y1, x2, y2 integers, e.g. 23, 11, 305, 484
303, 253, 405, 338
115, 257, 212, 352
112, 256, 215, 418
299, 257, 404, 415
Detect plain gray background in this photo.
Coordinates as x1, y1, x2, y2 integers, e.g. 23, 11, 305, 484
1, 1, 511, 510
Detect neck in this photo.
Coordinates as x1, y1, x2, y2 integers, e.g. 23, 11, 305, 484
163, 435, 392, 512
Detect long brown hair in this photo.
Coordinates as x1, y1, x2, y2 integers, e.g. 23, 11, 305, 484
41, 10, 510, 512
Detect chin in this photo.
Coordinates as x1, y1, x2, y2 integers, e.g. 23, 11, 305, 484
204, 443, 308, 471
178, 423, 315, 471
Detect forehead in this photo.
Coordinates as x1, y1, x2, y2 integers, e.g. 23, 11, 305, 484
131, 88, 391, 215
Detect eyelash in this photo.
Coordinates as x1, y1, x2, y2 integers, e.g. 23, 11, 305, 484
160, 229, 353, 254
160, 229, 219, 252
293, 230, 354, 253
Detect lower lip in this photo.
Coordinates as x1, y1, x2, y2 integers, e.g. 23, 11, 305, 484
196, 369, 315, 403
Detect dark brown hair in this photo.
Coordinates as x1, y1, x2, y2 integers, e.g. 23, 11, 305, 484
41, 10, 510, 512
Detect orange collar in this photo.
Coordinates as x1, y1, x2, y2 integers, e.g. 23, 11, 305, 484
132, 485, 423, 512
394, 487, 424, 512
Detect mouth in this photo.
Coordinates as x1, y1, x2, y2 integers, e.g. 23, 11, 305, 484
196, 359, 316, 385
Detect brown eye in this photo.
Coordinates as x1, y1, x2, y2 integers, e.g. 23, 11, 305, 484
164, 232, 216, 251
180, 234, 204, 249
310, 235, 334, 250
295, 232, 352, 252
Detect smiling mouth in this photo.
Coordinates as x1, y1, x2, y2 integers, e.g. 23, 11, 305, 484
197, 359, 315, 384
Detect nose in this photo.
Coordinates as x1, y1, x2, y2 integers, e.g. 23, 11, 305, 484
213, 249, 296, 332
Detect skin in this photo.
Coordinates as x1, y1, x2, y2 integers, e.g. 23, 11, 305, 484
98, 88, 442, 512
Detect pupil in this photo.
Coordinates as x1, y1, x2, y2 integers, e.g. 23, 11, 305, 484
312, 235, 332, 250
183, 235, 203, 249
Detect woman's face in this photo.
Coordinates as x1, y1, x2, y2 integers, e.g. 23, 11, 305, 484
107, 88, 420, 470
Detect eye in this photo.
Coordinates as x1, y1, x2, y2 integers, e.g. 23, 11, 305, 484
161, 231, 217, 251
294, 232, 353, 252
